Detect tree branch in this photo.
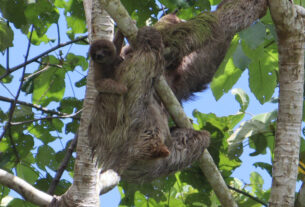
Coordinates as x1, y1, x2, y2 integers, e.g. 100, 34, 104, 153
0, 35, 88, 81
0, 95, 67, 116
10, 110, 82, 126
0, 169, 53, 206
1, 26, 35, 161
227, 185, 268, 206
48, 135, 78, 195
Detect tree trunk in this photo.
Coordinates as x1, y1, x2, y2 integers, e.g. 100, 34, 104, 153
58, 0, 116, 206
268, 1, 305, 206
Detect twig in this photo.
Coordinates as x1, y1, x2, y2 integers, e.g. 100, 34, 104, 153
47, 135, 78, 195
10, 110, 82, 126
1, 26, 34, 161
23, 64, 60, 82
0, 35, 88, 80
227, 185, 268, 206
0, 95, 67, 116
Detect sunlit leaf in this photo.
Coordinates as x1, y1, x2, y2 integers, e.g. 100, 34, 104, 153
0, 20, 13, 52
231, 88, 249, 112
211, 36, 242, 100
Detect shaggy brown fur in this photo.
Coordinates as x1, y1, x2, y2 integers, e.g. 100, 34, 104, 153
89, 27, 170, 173
88, 27, 210, 180
89, 39, 127, 94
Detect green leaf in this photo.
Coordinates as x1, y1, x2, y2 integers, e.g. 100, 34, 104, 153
8, 198, 37, 207
58, 97, 82, 114
30, 124, 56, 144
16, 163, 38, 185
54, 179, 71, 195
243, 44, 278, 104
253, 162, 272, 177
219, 152, 241, 172
193, 111, 244, 132
14, 134, 34, 158
29, 30, 51, 45
249, 133, 268, 156
211, 37, 242, 100
35, 175, 52, 192
65, 0, 86, 34
75, 76, 87, 88
36, 145, 56, 170
233, 44, 250, 71
239, 22, 266, 49
25, 0, 59, 37
209, 0, 221, 5
0, 0, 28, 29
12, 105, 34, 122
231, 88, 249, 112
0, 20, 13, 51
134, 191, 159, 207
252, 110, 277, 123
0, 65, 13, 83
250, 172, 264, 197
65, 53, 88, 71
65, 119, 79, 134
227, 111, 277, 159
32, 56, 65, 107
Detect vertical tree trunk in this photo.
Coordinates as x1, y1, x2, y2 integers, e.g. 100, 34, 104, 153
60, 0, 115, 206
268, 1, 305, 206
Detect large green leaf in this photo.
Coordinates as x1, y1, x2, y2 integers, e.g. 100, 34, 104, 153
65, 53, 88, 71
0, 20, 13, 52
30, 124, 56, 144
32, 56, 65, 107
64, 0, 86, 35
0, 0, 28, 29
227, 111, 277, 159
25, 0, 59, 37
211, 36, 242, 100
242, 43, 278, 104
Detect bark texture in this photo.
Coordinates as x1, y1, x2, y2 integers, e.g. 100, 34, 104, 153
269, 1, 305, 206
55, 0, 116, 206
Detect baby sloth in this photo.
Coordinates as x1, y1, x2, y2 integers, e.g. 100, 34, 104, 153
88, 27, 170, 174
89, 39, 127, 94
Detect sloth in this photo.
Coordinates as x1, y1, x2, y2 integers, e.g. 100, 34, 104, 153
88, 26, 210, 181
89, 27, 171, 174
89, 39, 127, 95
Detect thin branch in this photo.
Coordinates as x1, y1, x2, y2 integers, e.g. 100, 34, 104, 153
227, 185, 268, 206
10, 110, 82, 126
0, 82, 15, 98
0, 95, 67, 116
6, 22, 9, 70
0, 169, 53, 205
48, 135, 78, 195
0, 35, 88, 81
1, 26, 35, 161
23, 64, 57, 82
